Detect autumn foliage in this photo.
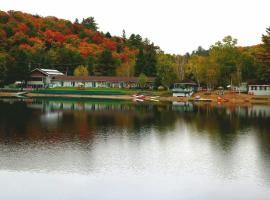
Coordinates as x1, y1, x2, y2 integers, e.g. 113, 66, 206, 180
0, 10, 142, 83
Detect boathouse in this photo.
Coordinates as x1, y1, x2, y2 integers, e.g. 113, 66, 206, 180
172, 80, 198, 97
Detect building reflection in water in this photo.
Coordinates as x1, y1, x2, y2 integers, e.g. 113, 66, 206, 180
0, 98, 269, 141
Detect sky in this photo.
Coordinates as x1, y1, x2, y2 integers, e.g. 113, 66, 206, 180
1, 0, 270, 54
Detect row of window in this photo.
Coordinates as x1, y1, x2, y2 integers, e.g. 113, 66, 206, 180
250, 86, 270, 91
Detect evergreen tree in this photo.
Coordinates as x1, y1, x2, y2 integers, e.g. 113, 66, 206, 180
134, 49, 144, 76
122, 29, 126, 40
134, 48, 157, 76
8, 48, 31, 87
0, 53, 8, 86
86, 55, 95, 75
143, 50, 157, 76
105, 32, 112, 38
257, 27, 270, 83
96, 49, 116, 76
191, 46, 209, 56
128, 34, 143, 48
81, 17, 98, 31
74, 18, 79, 24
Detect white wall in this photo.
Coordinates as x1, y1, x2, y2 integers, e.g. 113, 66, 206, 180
249, 85, 270, 96
63, 82, 72, 87
85, 82, 93, 87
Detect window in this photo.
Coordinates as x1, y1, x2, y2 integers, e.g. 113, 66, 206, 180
251, 86, 257, 90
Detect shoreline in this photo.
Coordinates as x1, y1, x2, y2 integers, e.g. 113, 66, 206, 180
1, 91, 270, 105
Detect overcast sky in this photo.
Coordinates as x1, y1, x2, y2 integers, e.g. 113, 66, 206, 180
1, 0, 270, 54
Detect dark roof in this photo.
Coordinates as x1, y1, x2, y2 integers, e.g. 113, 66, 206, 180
247, 80, 270, 85
53, 75, 155, 82
174, 79, 197, 85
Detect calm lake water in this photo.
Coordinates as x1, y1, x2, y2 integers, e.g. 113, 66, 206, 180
0, 98, 270, 200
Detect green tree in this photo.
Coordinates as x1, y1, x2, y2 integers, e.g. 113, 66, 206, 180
256, 27, 270, 83
191, 46, 209, 56
238, 47, 258, 82
96, 49, 117, 75
122, 29, 126, 40
55, 47, 83, 75
134, 48, 144, 75
74, 65, 89, 76
138, 73, 147, 88
8, 48, 32, 88
209, 35, 240, 86
105, 32, 112, 38
128, 34, 143, 48
135, 48, 157, 76
81, 17, 98, 31
156, 54, 178, 89
0, 53, 8, 85
86, 55, 95, 75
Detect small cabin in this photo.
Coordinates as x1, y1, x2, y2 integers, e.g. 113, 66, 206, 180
248, 85, 270, 96
172, 81, 198, 97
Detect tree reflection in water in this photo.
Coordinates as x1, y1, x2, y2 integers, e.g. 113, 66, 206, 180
0, 98, 270, 184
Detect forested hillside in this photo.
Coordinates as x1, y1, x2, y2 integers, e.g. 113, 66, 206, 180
0, 10, 159, 85
0, 10, 269, 88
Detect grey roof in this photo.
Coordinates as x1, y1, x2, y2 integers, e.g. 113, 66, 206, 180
33, 68, 64, 76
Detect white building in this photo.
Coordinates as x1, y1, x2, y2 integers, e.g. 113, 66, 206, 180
248, 85, 270, 96
172, 81, 198, 97
27, 68, 64, 88
51, 75, 154, 89
26, 68, 154, 89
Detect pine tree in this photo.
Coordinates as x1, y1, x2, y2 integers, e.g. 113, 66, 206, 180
134, 49, 144, 76
257, 27, 270, 83
96, 49, 116, 76
81, 17, 98, 31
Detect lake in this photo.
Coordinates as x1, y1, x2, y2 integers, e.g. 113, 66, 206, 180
0, 98, 270, 200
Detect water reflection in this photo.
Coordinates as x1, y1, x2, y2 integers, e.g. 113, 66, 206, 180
0, 98, 270, 199
0, 98, 178, 141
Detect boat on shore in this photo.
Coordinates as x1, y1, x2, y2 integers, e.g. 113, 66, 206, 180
193, 95, 212, 102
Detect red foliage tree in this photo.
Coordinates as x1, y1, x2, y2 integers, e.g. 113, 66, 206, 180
0, 30, 7, 41
103, 39, 117, 51
92, 32, 103, 44
120, 53, 128, 62
43, 30, 66, 44
18, 23, 28, 32
19, 43, 31, 49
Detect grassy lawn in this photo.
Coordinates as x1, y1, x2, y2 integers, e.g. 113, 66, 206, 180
48, 87, 140, 95
47, 87, 171, 96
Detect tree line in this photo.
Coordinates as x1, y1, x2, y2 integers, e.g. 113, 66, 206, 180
0, 10, 269, 89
